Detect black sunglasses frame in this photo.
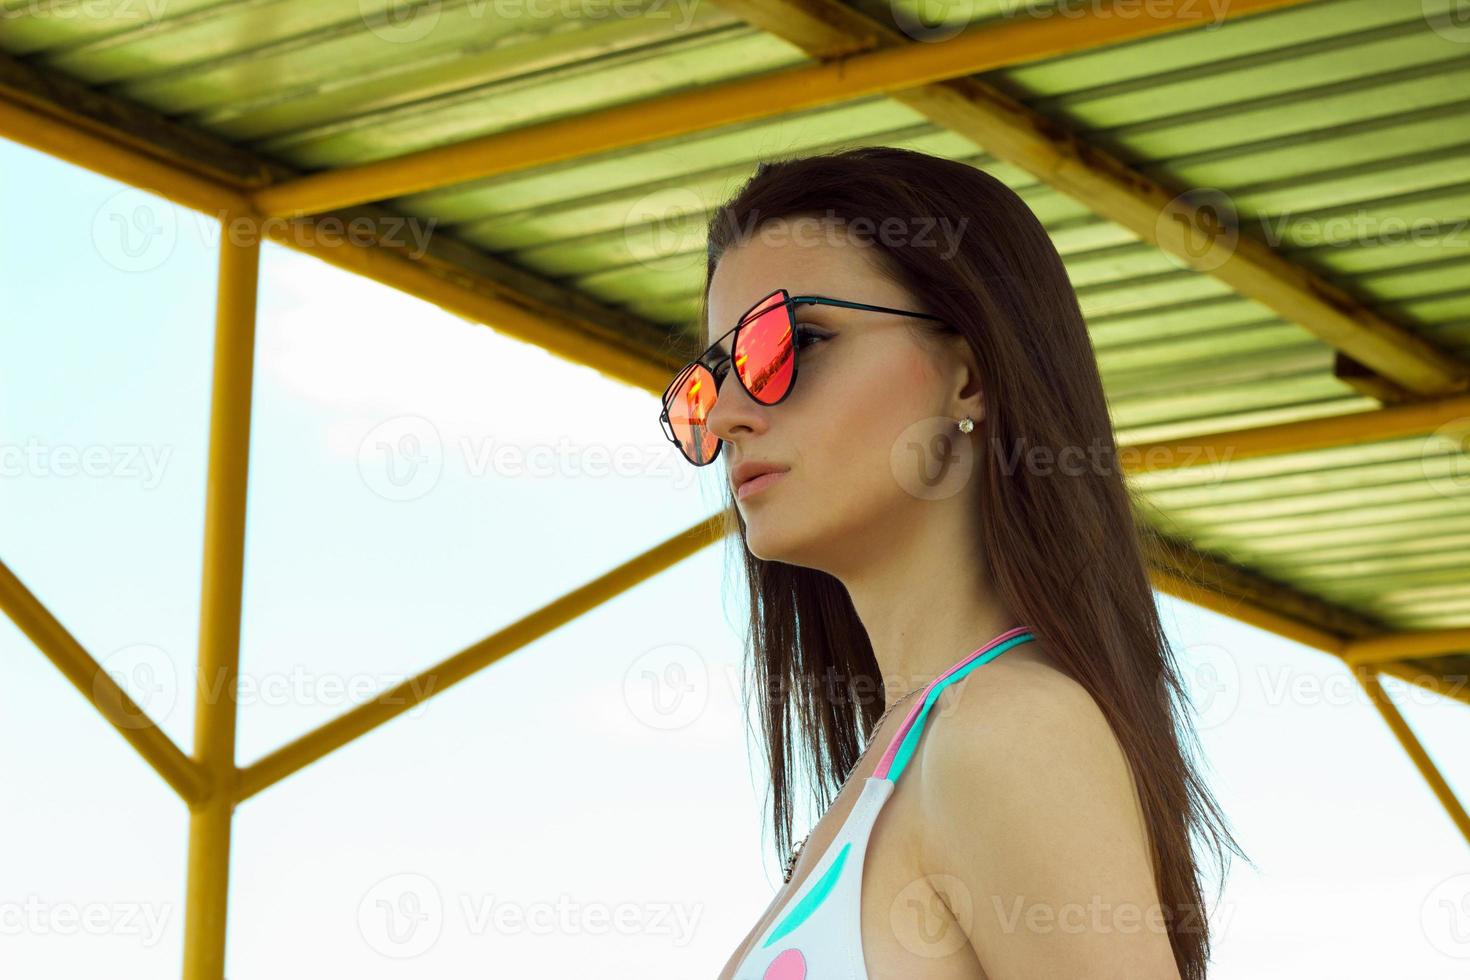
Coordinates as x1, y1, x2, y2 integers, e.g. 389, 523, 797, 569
658, 287, 944, 467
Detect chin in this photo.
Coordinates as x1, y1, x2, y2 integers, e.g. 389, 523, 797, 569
739, 508, 796, 563
740, 516, 832, 571
739, 517, 783, 562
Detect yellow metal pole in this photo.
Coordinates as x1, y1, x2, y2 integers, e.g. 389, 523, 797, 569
0, 96, 250, 216
1350, 665, 1470, 848
0, 557, 208, 803
1151, 567, 1470, 708
182, 211, 261, 980
250, 0, 1311, 219
1148, 567, 1349, 657
1121, 393, 1470, 473
1378, 662, 1470, 710
235, 510, 732, 802
1343, 626, 1470, 667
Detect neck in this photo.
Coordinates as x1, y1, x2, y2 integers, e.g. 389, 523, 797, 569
828, 497, 1024, 714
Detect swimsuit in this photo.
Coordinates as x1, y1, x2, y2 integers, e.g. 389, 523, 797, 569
729, 625, 1036, 980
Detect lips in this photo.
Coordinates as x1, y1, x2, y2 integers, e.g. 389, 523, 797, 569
735, 469, 786, 500
731, 461, 789, 493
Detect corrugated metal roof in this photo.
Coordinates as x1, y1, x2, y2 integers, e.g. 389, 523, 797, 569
2, 0, 1467, 664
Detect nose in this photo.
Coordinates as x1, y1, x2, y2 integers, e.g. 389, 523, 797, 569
704, 366, 769, 453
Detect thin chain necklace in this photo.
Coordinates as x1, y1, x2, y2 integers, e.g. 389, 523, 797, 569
780, 683, 926, 884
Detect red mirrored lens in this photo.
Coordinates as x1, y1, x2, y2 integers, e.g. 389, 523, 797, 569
666, 364, 719, 464
664, 289, 794, 463
735, 293, 794, 404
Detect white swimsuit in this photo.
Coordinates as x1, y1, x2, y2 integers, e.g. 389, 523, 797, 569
730, 626, 1037, 979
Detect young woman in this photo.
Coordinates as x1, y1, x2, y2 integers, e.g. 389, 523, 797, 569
657, 147, 1245, 980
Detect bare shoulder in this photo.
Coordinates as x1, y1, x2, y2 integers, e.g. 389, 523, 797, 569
913, 645, 1136, 829
906, 642, 1178, 977
919, 641, 1105, 749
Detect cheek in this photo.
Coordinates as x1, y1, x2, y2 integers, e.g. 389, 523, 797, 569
854, 344, 939, 433
788, 345, 934, 483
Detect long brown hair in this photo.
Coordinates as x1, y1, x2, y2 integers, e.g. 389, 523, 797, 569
697, 145, 1247, 978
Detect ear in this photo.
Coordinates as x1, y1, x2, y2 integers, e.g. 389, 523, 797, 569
943, 333, 986, 426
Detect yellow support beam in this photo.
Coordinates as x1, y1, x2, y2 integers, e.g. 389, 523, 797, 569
0, 557, 208, 803
1120, 392, 1470, 472
1379, 661, 1470, 710
1351, 665, 1470, 848
250, 0, 1308, 219
181, 211, 261, 980
227, 512, 1470, 806
236, 511, 731, 802
1156, 564, 1470, 843
0, 95, 249, 216
1344, 627, 1470, 667
262, 216, 674, 395
1148, 567, 1346, 657
248, 0, 1469, 396
1146, 540, 1470, 707
712, 0, 1469, 399
0, 90, 674, 397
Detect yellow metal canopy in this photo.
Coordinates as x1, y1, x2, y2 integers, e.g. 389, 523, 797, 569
2, 1, 1469, 976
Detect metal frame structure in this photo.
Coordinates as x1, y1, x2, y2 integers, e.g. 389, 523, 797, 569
1, 2, 1467, 976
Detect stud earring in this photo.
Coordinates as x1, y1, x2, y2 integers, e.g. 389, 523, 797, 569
957, 416, 975, 433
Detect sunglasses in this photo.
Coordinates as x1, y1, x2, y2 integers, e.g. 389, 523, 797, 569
658, 287, 944, 466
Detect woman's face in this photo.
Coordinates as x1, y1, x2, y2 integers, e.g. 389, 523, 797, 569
704, 220, 975, 572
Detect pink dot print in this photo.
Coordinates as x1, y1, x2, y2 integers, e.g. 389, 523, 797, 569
763, 947, 806, 980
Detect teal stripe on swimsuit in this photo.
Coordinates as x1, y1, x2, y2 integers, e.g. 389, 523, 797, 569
762, 841, 851, 947
882, 631, 1033, 785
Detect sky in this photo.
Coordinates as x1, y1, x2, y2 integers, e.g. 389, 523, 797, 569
2, 134, 1470, 979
